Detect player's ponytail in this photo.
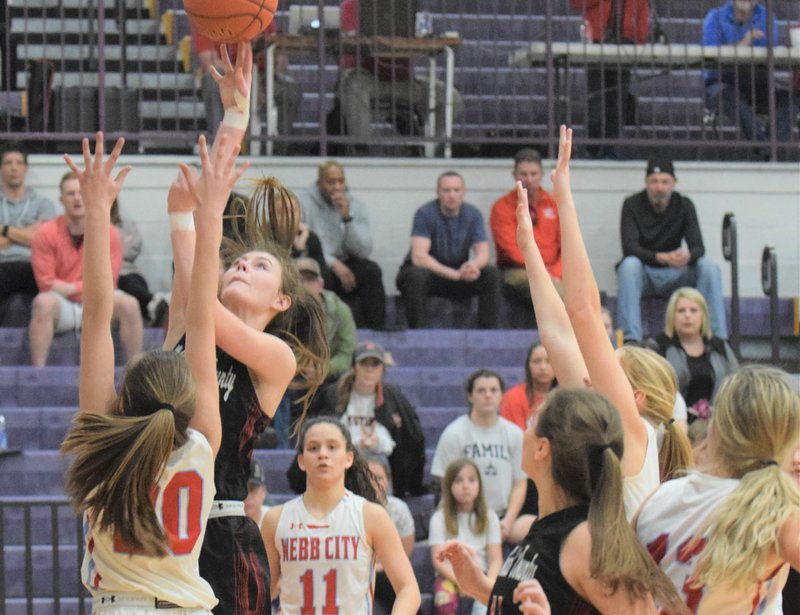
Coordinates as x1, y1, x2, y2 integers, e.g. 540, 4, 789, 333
221, 178, 329, 428
62, 409, 177, 556
691, 366, 800, 589
536, 389, 689, 614
62, 349, 196, 557
298, 416, 381, 503
617, 346, 693, 481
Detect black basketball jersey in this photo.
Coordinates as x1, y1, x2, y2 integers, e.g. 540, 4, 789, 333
488, 505, 598, 615
176, 338, 269, 500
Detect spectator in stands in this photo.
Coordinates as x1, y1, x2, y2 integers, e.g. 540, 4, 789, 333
110, 199, 169, 326
569, 0, 650, 159
295, 256, 357, 383
490, 148, 561, 306
28, 172, 143, 367
431, 369, 527, 543
244, 460, 270, 526
337, 0, 463, 155
703, 1, 795, 145
0, 142, 56, 321
616, 159, 727, 343
499, 343, 556, 432
299, 160, 386, 329
429, 458, 502, 615
396, 172, 501, 329
299, 341, 427, 498
650, 287, 738, 423
366, 455, 415, 615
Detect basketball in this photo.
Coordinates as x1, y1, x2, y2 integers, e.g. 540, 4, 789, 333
184, 0, 278, 44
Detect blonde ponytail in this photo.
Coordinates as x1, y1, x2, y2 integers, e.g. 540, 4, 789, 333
617, 346, 693, 481
62, 409, 178, 556
692, 365, 800, 589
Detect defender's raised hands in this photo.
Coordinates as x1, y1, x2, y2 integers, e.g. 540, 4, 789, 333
178, 135, 249, 218
63, 133, 132, 213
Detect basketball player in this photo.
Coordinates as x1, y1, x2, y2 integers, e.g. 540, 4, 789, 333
261, 417, 421, 614
61, 132, 245, 612
164, 42, 328, 615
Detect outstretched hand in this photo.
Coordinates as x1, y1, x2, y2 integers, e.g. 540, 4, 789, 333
437, 541, 485, 597
63, 132, 132, 213
513, 580, 551, 615
178, 135, 249, 218
550, 125, 573, 207
211, 42, 252, 112
515, 180, 536, 254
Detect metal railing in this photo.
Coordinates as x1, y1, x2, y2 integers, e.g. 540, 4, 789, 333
0, 496, 87, 615
0, 0, 798, 158
722, 212, 740, 357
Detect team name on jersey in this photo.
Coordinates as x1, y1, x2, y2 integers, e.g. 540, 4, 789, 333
217, 365, 236, 402
499, 545, 539, 582
462, 442, 510, 461
281, 535, 361, 562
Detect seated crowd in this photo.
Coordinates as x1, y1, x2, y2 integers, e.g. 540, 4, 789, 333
0, 28, 797, 615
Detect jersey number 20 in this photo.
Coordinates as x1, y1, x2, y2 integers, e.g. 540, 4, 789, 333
300, 569, 339, 615
115, 470, 204, 556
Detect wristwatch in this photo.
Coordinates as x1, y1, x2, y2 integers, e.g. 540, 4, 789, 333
1, 225, 9, 238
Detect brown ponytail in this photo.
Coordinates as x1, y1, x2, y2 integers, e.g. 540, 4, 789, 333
536, 389, 689, 614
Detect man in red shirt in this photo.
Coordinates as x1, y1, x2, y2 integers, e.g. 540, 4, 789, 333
570, 0, 651, 158
490, 148, 562, 307
28, 173, 142, 366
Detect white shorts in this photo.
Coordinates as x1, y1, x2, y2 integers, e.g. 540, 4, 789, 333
50, 291, 82, 334
92, 592, 212, 614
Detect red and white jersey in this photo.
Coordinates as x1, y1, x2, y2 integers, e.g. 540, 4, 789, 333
274, 491, 376, 615
81, 428, 217, 610
636, 472, 788, 614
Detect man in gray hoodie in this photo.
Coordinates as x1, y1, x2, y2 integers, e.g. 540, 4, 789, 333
0, 142, 56, 321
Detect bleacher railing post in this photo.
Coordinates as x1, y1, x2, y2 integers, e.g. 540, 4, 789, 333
722, 213, 740, 357
761, 246, 780, 363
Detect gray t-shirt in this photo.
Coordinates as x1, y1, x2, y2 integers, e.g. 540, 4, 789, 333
0, 188, 57, 262
428, 508, 501, 571
386, 495, 414, 539
431, 415, 525, 516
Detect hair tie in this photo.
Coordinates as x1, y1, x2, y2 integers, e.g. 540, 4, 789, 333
666, 418, 675, 427
762, 459, 778, 468
159, 403, 176, 414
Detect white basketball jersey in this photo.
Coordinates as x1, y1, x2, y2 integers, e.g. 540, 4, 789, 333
636, 472, 788, 614
81, 428, 217, 609
275, 491, 376, 615
623, 418, 660, 520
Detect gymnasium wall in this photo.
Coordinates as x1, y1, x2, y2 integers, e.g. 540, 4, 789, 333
28, 155, 800, 299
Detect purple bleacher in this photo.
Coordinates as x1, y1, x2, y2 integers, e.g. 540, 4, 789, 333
418, 406, 464, 447
0, 498, 79, 546
3, 407, 76, 450
0, 328, 166, 367
411, 542, 435, 597
0, 366, 124, 408
2, 544, 82, 597
3, 598, 89, 615
0, 452, 69, 496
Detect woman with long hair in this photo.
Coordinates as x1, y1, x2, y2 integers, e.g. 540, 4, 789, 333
61, 132, 243, 611
163, 42, 328, 614
617, 346, 694, 481
499, 343, 556, 431
439, 388, 687, 614
261, 417, 421, 614
651, 287, 738, 423
304, 341, 426, 497
635, 365, 800, 612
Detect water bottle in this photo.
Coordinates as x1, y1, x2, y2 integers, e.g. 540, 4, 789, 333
0, 414, 7, 450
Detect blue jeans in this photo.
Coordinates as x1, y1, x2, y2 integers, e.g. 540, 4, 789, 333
705, 81, 793, 142
616, 256, 727, 341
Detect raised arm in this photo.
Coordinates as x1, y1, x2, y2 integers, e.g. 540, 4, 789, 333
64, 134, 132, 415
179, 135, 248, 456
515, 181, 588, 386
366, 502, 421, 614
209, 42, 252, 161
553, 126, 646, 476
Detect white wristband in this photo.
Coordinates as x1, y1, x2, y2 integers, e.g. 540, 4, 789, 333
169, 212, 195, 231
223, 108, 250, 130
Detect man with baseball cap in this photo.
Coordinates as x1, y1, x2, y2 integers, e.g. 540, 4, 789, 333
295, 256, 357, 382
616, 158, 727, 343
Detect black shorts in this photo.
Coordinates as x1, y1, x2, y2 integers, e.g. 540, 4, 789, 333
200, 515, 271, 615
